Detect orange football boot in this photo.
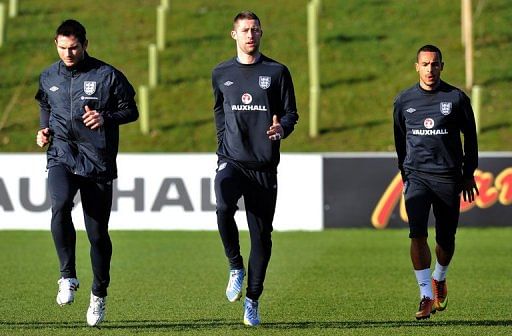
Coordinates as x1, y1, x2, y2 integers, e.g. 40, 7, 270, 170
432, 278, 448, 311
415, 296, 435, 320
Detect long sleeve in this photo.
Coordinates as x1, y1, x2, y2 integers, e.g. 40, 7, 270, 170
212, 69, 225, 145
393, 95, 407, 180
35, 74, 51, 129
458, 92, 478, 178
278, 66, 298, 138
103, 70, 139, 126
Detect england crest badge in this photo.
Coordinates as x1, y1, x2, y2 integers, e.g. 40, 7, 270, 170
440, 102, 452, 115
84, 81, 97, 95
259, 76, 271, 90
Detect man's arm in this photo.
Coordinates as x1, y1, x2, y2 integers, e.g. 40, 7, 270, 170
277, 66, 298, 138
393, 96, 407, 181
459, 91, 479, 202
35, 74, 51, 147
459, 92, 478, 178
212, 70, 225, 145
35, 74, 51, 129
102, 70, 139, 126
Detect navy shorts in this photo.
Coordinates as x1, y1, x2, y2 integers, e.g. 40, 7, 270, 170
403, 172, 461, 243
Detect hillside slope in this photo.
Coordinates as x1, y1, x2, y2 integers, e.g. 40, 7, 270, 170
0, 0, 510, 152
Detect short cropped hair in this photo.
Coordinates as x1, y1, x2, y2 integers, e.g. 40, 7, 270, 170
233, 11, 261, 28
55, 19, 87, 45
417, 44, 442, 62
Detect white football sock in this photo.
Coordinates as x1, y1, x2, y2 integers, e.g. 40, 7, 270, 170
414, 268, 433, 299
432, 260, 449, 281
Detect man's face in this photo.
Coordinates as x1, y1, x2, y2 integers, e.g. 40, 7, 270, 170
416, 51, 443, 90
55, 35, 87, 67
231, 19, 262, 55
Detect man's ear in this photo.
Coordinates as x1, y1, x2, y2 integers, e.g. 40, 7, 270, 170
83, 39, 88, 51
230, 30, 236, 40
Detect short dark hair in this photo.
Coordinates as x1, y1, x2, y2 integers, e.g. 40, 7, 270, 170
233, 11, 261, 28
417, 44, 442, 62
55, 19, 87, 45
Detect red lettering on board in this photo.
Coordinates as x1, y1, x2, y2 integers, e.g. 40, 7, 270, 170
373, 167, 512, 228
371, 173, 403, 229
496, 168, 512, 206
460, 170, 499, 211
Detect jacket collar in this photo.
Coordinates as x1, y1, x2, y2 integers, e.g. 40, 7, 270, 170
58, 52, 91, 76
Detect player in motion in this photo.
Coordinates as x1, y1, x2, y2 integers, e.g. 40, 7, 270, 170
35, 19, 138, 326
393, 45, 479, 320
211, 11, 298, 326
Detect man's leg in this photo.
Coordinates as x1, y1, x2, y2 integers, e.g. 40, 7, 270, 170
48, 165, 79, 279
80, 179, 113, 298
431, 181, 460, 311
410, 237, 431, 270
433, 241, 454, 286
241, 170, 276, 326
48, 165, 81, 306
80, 178, 112, 327
243, 170, 277, 302
215, 163, 246, 303
404, 176, 434, 319
404, 177, 433, 272
214, 162, 244, 270
432, 180, 460, 271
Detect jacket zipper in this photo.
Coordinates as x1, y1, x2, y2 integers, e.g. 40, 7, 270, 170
69, 71, 78, 175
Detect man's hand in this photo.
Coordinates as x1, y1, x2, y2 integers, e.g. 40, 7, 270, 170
82, 105, 104, 130
267, 115, 284, 141
36, 128, 50, 148
462, 176, 479, 203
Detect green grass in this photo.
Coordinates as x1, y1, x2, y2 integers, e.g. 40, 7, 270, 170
0, 0, 511, 152
0, 228, 511, 335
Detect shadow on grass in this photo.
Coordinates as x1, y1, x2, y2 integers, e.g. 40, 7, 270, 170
320, 119, 388, 135
264, 319, 512, 329
325, 34, 386, 44
159, 118, 212, 132
174, 35, 224, 47
321, 75, 377, 90
0, 74, 40, 90
18, 8, 58, 16
481, 122, 511, 134
160, 75, 210, 86
477, 33, 512, 49
2, 319, 511, 330
482, 75, 512, 86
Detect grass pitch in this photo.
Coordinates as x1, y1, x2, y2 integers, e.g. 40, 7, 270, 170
0, 228, 511, 335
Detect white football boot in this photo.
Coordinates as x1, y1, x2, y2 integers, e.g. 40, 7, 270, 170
226, 268, 245, 302
56, 278, 79, 306
243, 297, 260, 326
86, 293, 106, 327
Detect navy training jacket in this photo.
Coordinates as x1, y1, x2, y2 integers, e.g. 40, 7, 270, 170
393, 81, 478, 181
35, 54, 138, 181
212, 54, 298, 173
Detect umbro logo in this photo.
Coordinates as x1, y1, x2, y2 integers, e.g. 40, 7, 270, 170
224, 81, 234, 87
49, 86, 59, 92
406, 107, 416, 113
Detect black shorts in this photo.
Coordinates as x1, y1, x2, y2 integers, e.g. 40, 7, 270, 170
403, 172, 461, 240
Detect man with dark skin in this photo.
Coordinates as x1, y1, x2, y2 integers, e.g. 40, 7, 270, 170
393, 44, 479, 320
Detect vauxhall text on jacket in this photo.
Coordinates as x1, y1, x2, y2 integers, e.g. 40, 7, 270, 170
212, 54, 298, 173
393, 81, 478, 181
